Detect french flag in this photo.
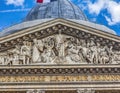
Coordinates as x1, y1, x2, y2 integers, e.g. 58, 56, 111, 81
37, 0, 57, 3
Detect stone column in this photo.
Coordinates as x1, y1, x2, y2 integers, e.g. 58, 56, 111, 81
26, 90, 45, 93
77, 89, 95, 93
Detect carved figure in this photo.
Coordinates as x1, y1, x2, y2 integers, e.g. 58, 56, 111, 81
20, 41, 31, 65
0, 53, 7, 65
42, 37, 56, 63
65, 40, 81, 63
77, 45, 86, 63
32, 39, 44, 63
7, 45, 21, 65
0, 54, 4, 65
114, 51, 120, 64
98, 46, 113, 64
56, 34, 65, 57
0, 34, 119, 65
108, 46, 114, 64
93, 43, 101, 64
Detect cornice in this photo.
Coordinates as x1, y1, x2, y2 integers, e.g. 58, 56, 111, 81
0, 22, 120, 52
0, 19, 120, 42
0, 65, 119, 75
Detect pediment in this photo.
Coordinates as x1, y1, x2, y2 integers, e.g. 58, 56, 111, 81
0, 19, 120, 66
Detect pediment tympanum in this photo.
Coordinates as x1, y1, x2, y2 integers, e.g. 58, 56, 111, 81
0, 34, 120, 65
0, 19, 120, 66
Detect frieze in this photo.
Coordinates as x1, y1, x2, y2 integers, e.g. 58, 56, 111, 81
0, 76, 87, 83
0, 75, 120, 83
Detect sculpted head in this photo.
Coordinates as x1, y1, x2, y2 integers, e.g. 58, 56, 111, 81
33, 39, 38, 44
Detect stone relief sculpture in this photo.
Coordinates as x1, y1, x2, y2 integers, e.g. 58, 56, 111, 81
32, 39, 43, 63
0, 41, 32, 65
0, 34, 120, 65
20, 41, 31, 65
0, 53, 7, 65
114, 51, 120, 64
65, 38, 82, 63
8, 45, 21, 65
42, 37, 56, 63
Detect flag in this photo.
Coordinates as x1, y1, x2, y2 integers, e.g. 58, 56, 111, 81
37, 0, 57, 3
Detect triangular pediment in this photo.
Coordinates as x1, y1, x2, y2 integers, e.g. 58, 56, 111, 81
0, 19, 120, 66
0, 19, 120, 42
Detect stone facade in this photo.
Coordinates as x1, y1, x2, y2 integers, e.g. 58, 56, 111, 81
0, 19, 120, 93
1, 34, 120, 65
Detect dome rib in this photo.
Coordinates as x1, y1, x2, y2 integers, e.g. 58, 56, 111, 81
67, 0, 77, 19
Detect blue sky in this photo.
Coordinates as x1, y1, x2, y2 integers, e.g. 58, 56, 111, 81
0, 0, 120, 36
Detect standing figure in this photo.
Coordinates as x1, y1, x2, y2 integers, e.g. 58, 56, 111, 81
0, 53, 7, 65
7, 45, 21, 65
99, 46, 110, 64
32, 39, 44, 63
90, 43, 100, 64
21, 41, 31, 65
56, 35, 65, 60
108, 46, 114, 64
42, 37, 56, 63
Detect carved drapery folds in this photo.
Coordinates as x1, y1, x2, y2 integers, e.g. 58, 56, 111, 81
0, 34, 120, 65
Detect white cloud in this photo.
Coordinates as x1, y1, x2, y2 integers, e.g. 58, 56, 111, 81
106, 1, 120, 25
88, 0, 107, 15
0, 8, 30, 13
6, 0, 25, 7
86, 0, 120, 25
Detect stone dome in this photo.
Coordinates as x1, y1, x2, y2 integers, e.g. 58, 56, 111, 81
0, 0, 117, 38
25, 0, 87, 21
